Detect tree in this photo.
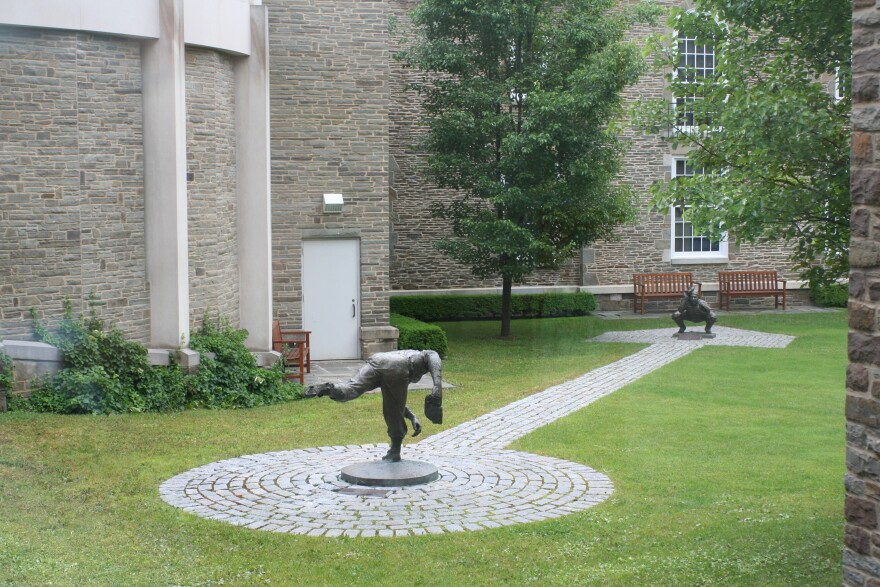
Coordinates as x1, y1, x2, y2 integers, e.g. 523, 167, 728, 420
635, 0, 851, 288
396, 0, 658, 337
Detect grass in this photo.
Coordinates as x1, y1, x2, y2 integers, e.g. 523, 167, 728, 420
0, 311, 845, 586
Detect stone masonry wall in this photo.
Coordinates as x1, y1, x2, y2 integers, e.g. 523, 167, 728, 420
585, 1, 795, 287
0, 27, 149, 342
388, 0, 798, 293
185, 48, 240, 330
267, 0, 391, 331
845, 2, 880, 586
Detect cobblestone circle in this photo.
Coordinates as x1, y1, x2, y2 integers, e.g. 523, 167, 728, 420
160, 327, 794, 537
159, 445, 612, 537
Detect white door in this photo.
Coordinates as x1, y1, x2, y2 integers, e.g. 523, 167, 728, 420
302, 239, 360, 360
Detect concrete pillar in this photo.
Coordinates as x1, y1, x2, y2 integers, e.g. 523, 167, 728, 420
234, 5, 273, 351
142, 0, 190, 348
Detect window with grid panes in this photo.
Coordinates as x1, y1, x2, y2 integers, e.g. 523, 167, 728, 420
674, 36, 715, 128
670, 158, 727, 260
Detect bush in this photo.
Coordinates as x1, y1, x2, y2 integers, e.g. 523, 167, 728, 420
27, 366, 139, 415
1, 349, 13, 409
391, 314, 449, 358
0, 350, 11, 393
810, 282, 848, 308
24, 301, 172, 414
14, 304, 302, 415
390, 291, 596, 322
187, 316, 303, 409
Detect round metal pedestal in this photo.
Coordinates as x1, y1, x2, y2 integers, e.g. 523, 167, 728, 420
340, 460, 439, 487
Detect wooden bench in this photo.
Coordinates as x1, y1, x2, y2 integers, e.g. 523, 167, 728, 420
271, 320, 311, 384
718, 271, 787, 311
633, 272, 701, 314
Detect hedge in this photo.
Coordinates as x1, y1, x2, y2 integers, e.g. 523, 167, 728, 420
809, 282, 847, 308
390, 292, 596, 322
390, 313, 449, 358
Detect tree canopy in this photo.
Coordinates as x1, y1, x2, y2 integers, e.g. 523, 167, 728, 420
396, 0, 658, 336
635, 0, 852, 287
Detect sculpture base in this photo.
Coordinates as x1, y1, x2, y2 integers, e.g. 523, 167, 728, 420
340, 459, 440, 487
673, 331, 716, 340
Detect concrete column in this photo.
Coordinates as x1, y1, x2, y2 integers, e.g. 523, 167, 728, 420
234, 5, 272, 351
142, 0, 189, 348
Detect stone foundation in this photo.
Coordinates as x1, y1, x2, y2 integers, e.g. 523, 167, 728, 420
361, 326, 400, 357
1, 340, 64, 395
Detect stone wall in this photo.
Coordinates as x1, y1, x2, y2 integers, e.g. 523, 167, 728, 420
185, 48, 240, 328
581, 2, 796, 287
388, 0, 798, 294
845, 2, 880, 585
267, 0, 392, 338
0, 27, 149, 342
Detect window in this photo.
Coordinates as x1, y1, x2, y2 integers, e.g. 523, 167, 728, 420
834, 66, 848, 103
670, 158, 728, 262
673, 35, 715, 129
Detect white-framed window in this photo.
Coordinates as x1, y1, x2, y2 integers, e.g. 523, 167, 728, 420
670, 157, 728, 263
673, 35, 716, 130
834, 66, 847, 103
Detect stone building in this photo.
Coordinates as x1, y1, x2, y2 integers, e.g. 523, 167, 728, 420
0, 0, 273, 356
0, 0, 399, 364
846, 2, 880, 585
387, 0, 803, 310
0, 0, 804, 370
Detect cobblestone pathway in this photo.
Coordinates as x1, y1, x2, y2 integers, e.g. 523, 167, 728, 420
160, 326, 794, 537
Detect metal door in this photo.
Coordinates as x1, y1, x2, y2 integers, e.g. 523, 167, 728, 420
302, 239, 360, 360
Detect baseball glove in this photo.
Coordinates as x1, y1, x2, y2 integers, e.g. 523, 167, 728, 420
424, 393, 443, 425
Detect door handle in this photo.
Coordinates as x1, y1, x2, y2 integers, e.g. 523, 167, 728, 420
352, 300, 356, 318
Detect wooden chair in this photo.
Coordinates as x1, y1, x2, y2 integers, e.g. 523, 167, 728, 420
271, 320, 311, 383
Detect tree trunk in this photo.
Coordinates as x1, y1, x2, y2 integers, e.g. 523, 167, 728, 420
501, 275, 512, 338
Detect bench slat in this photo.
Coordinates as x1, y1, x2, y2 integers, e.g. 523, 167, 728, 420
632, 272, 700, 314
718, 271, 786, 311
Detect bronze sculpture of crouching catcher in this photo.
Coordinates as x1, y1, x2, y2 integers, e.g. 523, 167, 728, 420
672, 285, 717, 334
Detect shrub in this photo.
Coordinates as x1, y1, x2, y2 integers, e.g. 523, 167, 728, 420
24, 302, 168, 414
390, 291, 596, 322
14, 304, 302, 415
810, 282, 848, 308
187, 316, 303, 409
142, 365, 188, 413
0, 349, 12, 409
538, 293, 596, 316
391, 314, 449, 358
27, 366, 138, 415
0, 350, 11, 392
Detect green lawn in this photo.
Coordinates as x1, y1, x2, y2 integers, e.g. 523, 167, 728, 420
0, 311, 845, 586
